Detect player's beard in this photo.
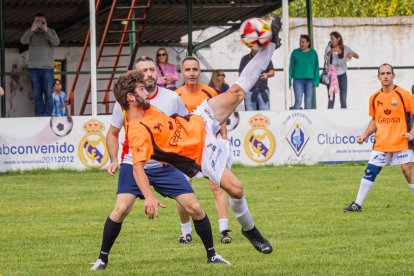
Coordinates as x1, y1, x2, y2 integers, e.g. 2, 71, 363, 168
134, 93, 150, 110
145, 77, 156, 93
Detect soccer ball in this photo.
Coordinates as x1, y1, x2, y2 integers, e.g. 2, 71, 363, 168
50, 115, 74, 137
226, 112, 240, 132
240, 17, 272, 48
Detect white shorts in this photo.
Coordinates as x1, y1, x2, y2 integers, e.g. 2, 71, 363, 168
368, 150, 414, 167
192, 100, 232, 185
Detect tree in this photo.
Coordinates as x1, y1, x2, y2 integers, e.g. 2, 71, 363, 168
287, 0, 414, 17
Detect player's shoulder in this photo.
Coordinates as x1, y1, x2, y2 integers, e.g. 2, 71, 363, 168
199, 84, 218, 97
158, 86, 181, 99
369, 89, 382, 100
175, 86, 185, 96
394, 86, 412, 97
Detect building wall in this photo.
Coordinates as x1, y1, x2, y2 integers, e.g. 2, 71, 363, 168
3, 16, 414, 117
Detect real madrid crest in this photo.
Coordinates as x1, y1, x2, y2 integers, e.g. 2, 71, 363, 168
78, 119, 109, 168
244, 114, 275, 163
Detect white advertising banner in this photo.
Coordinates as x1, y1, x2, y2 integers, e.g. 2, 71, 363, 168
0, 110, 374, 172
226, 110, 373, 166
0, 116, 114, 172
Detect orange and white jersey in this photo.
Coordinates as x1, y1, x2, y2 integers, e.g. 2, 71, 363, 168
128, 106, 206, 177
369, 86, 414, 152
176, 83, 218, 112
110, 87, 188, 168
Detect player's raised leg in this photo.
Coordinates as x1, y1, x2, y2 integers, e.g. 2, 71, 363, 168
208, 43, 276, 125
207, 15, 281, 125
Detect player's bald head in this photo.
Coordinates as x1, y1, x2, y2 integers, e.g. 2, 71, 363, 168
377, 63, 394, 76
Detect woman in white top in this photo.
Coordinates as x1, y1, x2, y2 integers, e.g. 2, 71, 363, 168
324, 31, 359, 109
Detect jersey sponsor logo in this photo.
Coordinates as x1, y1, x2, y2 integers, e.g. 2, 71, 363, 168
169, 121, 184, 146
168, 121, 174, 130
244, 114, 275, 163
286, 121, 309, 157
204, 108, 215, 121
78, 119, 109, 168
376, 100, 383, 107
154, 123, 163, 132
377, 116, 400, 124
396, 153, 408, 159
384, 109, 391, 115
207, 143, 217, 153
210, 148, 223, 171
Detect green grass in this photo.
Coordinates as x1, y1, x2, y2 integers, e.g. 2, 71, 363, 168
1, 164, 413, 275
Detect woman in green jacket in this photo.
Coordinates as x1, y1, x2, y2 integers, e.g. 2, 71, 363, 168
289, 34, 319, 109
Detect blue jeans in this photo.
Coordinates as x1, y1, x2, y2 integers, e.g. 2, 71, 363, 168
327, 72, 348, 109
244, 89, 270, 111
29, 68, 54, 116
292, 79, 313, 109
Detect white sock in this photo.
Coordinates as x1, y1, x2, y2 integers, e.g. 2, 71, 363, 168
180, 221, 192, 236
218, 219, 229, 233
408, 184, 414, 196
235, 42, 276, 93
229, 197, 254, 231
355, 178, 374, 206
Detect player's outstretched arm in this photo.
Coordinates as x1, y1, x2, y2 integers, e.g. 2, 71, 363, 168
133, 162, 166, 219
106, 125, 121, 175
357, 118, 376, 144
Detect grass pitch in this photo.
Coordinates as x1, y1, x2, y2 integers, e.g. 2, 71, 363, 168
1, 164, 413, 275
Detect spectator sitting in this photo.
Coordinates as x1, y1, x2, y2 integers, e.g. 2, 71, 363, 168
52, 79, 67, 117
20, 12, 60, 116
155, 48, 178, 90
209, 70, 229, 94
289, 34, 319, 110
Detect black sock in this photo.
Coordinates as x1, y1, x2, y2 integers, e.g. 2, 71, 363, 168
193, 214, 215, 259
98, 217, 122, 263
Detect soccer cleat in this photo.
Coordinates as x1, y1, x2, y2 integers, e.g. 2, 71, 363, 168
207, 253, 231, 265
343, 201, 362, 212
90, 258, 107, 271
270, 14, 282, 49
220, 229, 233, 244
242, 226, 273, 254
178, 233, 192, 244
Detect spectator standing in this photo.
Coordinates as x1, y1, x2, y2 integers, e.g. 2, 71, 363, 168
209, 70, 230, 94
51, 79, 67, 117
20, 13, 60, 116
289, 34, 319, 110
324, 31, 359, 109
239, 48, 274, 111
155, 48, 178, 90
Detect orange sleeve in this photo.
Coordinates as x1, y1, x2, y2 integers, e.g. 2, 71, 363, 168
203, 84, 218, 97
210, 88, 218, 98
128, 123, 154, 164
368, 94, 375, 117
405, 92, 414, 115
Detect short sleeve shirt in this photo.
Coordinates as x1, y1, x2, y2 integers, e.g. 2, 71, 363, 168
175, 84, 218, 112
110, 87, 188, 167
369, 86, 414, 152
128, 106, 206, 177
